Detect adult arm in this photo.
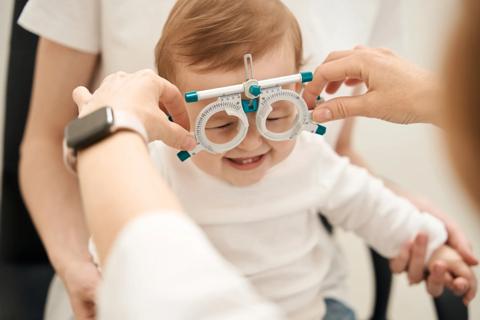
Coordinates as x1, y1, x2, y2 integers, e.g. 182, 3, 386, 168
18, 38, 100, 319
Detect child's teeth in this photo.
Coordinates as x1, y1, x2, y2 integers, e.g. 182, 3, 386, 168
231, 156, 261, 165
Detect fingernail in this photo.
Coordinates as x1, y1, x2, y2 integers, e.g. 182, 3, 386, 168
184, 135, 197, 150
313, 108, 332, 122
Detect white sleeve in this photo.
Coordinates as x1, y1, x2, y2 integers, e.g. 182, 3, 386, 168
317, 149, 447, 260
18, 0, 100, 53
98, 212, 286, 320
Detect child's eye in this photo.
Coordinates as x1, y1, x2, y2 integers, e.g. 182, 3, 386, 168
207, 122, 234, 130
267, 113, 292, 121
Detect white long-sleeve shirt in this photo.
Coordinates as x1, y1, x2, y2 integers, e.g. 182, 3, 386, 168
148, 132, 447, 319
99, 213, 286, 320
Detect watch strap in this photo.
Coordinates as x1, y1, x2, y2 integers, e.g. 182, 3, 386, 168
63, 109, 148, 174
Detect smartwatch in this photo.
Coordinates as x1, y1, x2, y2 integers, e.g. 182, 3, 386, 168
63, 106, 148, 173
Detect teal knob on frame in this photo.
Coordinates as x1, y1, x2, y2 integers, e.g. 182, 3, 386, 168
315, 124, 327, 135
248, 85, 262, 97
300, 71, 313, 83
185, 91, 199, 103
177, 150, 191, 161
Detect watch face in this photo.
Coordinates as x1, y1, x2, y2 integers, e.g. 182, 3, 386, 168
66, 107, 114, 150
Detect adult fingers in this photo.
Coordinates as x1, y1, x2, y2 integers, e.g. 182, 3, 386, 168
344, 78, 363, 86
319, 50, 357, 95
311, 94, 370, 122
408, 233, 428, 284
464, 275, 477, 305
441, 259, 477, 305
446, 224, 478, 266
72, 86, 93, 111
451, 277, 470, 296
71, 299, 96, 320
150, 73, 190, 130
325, 81, 344, 94
426, 262, 447, 297
304, 53, 366, 107
324, 78, 363, 95
449, 260, 477, 305
390, 241, 412, 274
155, 114, 196, 151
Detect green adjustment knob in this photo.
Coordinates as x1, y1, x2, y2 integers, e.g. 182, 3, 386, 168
177, 150, 191, 161
249, 85, 262, 97
315, 125, 327, 135
301, 71, 313, 83
185, 91, 199, 103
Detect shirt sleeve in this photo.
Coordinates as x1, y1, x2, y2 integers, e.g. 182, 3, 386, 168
98, 212, 285, 320
18, 0, 100, 53
316, 148, 447, 261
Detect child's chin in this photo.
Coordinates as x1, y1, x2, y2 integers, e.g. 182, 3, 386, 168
225, 172, 265, 187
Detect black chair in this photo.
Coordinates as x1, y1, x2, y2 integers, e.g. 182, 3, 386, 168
320, 215, 469, 320
0, 0, 53, 319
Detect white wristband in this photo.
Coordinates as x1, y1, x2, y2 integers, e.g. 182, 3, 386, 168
63, 109, 148, 174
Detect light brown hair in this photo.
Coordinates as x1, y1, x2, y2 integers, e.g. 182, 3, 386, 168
155, 0, 303, 84
445, 0, 480, 208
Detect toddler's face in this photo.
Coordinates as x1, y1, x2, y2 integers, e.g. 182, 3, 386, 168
177, 45, 299, 186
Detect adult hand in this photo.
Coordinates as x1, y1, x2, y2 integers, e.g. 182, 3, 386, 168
72, 69, 196, 150
304, 47, 440, 125
427, 245, 477, 305
60, 260, 101, 320
390, 198, 477, 297
391, 234, 472, 298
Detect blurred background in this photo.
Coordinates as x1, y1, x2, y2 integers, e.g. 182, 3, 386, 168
1, 0, 479, 319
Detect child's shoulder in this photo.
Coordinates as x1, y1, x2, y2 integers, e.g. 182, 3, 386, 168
279, 132, 346, 176
148, 140, 169, 162
148, 140, 177, 176
296, 132, 337, 159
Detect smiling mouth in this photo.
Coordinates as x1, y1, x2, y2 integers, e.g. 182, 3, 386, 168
224, 154, 266, 170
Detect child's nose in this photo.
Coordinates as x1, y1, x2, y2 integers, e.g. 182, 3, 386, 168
237, 115, 263, 151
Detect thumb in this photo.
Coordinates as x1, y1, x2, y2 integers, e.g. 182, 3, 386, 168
72, 86, 93, 112
447, 227, 479, 266
453, 243, 478, 266
312, 95, 369, 122
156, 117, 196, 151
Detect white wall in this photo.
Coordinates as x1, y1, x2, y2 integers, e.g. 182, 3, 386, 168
0, 0, 478, 318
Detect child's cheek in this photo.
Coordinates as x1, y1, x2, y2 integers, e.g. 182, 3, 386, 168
191, 151, 224, 176
269, 140, 296, 164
